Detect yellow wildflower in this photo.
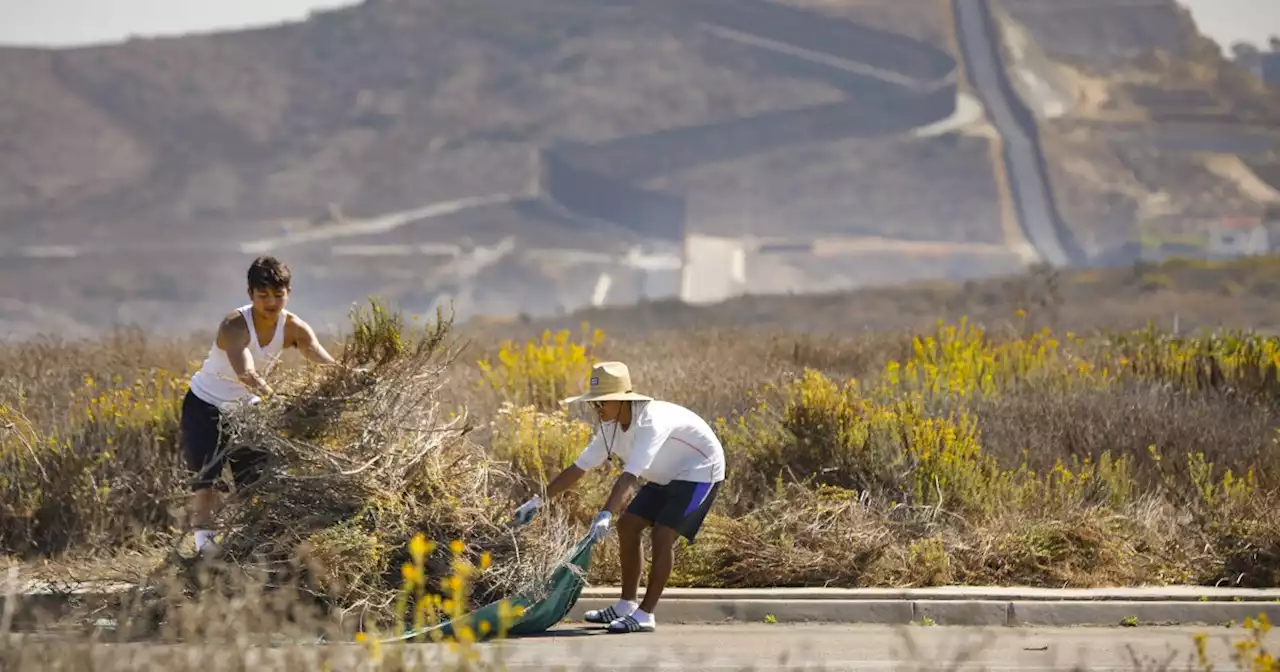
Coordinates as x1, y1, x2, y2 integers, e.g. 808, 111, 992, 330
409, 533, 433, 563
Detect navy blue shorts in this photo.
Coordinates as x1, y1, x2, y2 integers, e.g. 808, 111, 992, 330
625, 479, 722, 543
180, 389, 269, 493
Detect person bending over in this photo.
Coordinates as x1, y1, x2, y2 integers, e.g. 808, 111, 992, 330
181, 255, 348, 555
511, 361, 726, 634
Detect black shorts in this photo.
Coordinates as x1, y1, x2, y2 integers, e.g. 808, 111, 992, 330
180, 389, 269, 493
625, 479, 723, 543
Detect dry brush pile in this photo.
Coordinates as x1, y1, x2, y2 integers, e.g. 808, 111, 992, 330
191, 303, 588, 625
0, 302, 588, 633
4, 297, 1280, 635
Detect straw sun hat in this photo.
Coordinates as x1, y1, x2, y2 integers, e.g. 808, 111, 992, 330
562, 361, 653, 405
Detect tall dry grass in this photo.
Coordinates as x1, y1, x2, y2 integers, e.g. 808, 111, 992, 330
2, 276, 1280, 668
4, 301, 1280, 593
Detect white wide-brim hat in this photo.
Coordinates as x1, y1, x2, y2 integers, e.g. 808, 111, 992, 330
562, 361, 653, 404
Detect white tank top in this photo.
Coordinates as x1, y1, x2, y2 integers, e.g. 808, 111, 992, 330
188, 304, 289, 409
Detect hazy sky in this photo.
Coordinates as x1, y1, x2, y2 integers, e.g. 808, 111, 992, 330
0, 0, 357, 47
0, 0, 1275, 51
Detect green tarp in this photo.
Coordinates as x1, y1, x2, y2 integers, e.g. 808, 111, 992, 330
383, 532, 598, 643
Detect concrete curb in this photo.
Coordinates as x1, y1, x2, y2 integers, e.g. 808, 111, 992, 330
8, 581, 1280, 629
571, 586, 1280, 628
4, 581, 134, 628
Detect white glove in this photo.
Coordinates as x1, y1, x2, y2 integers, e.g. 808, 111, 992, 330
512, 495, 542, 526
589, 510, 613, 541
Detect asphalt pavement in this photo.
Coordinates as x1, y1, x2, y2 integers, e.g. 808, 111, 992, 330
12, 624, 1261, 671
444, 623, 1258, 670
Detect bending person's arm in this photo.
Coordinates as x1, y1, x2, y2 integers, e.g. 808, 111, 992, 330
511, 431, 606, 524
219, 315, 272, 398
601, 418, 670, 515
545, 464, 587, 500
289, 315, 341, 366
546, 431, 609, 499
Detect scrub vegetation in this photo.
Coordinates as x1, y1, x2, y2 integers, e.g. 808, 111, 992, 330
3, 254, 1280, 669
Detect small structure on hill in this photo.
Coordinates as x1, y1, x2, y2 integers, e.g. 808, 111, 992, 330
1262, 53, 1280, 88
1207, 216, 1271, 258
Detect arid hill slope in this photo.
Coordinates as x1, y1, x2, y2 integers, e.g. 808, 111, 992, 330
0, 0, 833, 244
0, 0, 968, 248
2, 0, 1021, 337
989, 0, 1280, 260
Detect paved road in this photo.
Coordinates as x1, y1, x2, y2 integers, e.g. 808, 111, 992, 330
17, 624, 1259, 670
954, 0, 1072, 269
448, 624, 1259, 670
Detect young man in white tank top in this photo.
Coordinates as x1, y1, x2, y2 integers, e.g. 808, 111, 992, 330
182, 255, 349, 555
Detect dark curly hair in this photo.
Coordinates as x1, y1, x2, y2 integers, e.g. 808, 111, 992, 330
247, 255, 292, 292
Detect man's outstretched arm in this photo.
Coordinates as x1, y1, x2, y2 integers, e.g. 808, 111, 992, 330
549, 431, 609, 499
289, 316, 341, 366
511, 464, 585, 526
511, 436, 603, 525
544, 464, 587, 500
